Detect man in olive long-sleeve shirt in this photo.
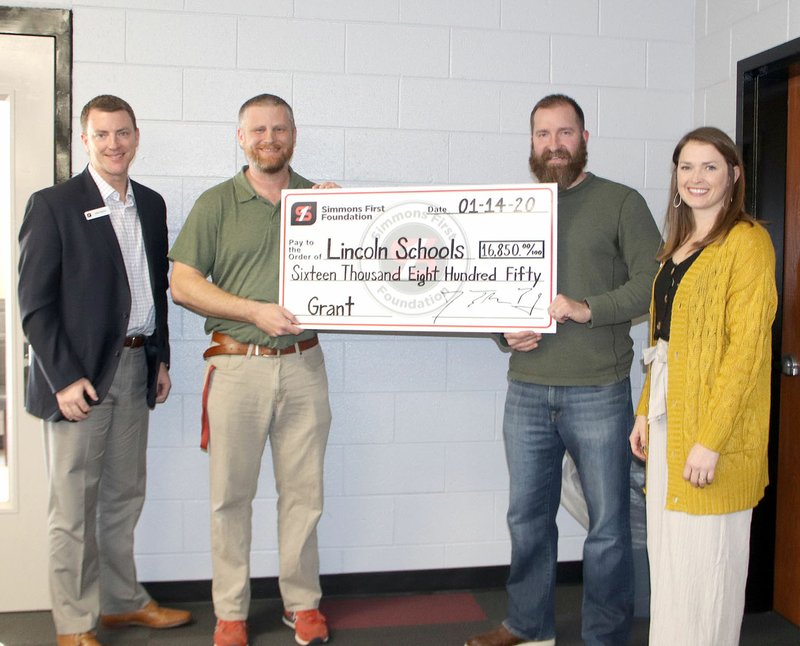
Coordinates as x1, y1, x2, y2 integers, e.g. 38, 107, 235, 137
466, 95, 661, 646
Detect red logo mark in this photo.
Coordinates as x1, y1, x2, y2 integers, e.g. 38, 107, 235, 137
292, 202, 317, 225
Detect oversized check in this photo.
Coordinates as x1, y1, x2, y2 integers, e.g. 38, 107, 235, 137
279, 184, 558, 333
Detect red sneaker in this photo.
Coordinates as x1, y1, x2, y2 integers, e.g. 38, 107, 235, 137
213, 619, 248, 646
282, 609, 329, 645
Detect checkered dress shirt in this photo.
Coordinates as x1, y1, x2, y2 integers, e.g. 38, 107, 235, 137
88, 165, 155, 336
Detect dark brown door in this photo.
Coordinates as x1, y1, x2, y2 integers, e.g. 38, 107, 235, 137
774, 67, 800, 625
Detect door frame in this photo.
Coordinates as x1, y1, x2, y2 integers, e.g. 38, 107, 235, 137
0, 6, 71, 611
0, 7, 71, 183
737, 36, 800, 613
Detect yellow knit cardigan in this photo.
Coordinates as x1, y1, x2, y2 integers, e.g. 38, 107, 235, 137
636, 221, 777, 514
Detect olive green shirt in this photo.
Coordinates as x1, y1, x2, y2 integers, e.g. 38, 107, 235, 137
507, 173, 662, 386
169, 166, 316, 348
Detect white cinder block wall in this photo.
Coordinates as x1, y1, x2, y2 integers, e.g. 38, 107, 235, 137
13, 0, 795, 583
694, 0, 800, 132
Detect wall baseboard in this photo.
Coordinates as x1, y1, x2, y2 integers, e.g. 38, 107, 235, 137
143, 562, 583, 604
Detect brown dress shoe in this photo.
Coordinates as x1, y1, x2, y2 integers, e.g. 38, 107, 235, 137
56, 632, 102, 646
465, 624, 555, 646
100, 601, 191, 629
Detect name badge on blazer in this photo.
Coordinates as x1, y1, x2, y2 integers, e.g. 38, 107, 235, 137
84, 206, 111, 221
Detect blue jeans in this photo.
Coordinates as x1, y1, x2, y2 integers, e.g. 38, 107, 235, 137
502, 378, 634, 645
630, 456, 650, 618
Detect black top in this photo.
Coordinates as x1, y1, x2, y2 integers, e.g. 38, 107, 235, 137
653, 249, 703, 341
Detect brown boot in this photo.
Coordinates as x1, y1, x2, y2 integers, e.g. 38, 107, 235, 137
464, 624, 555, 646
100, 601, 191, 629
56, 632, 102, 646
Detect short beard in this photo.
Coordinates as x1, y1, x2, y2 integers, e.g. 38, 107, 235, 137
249, 145, 293, 174
529, 139, 588, 190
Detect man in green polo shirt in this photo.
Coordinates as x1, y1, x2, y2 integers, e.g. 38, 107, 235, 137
170, 94, 336, 646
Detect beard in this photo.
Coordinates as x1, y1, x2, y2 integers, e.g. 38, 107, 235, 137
248, 143, 294, 174
529, 139, 588, 190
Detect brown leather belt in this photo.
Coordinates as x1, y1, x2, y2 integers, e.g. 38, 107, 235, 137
124, 335, 147, 348
203, 331, 318, 359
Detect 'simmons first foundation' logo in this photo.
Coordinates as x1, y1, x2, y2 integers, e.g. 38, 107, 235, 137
292, 202, 317, 225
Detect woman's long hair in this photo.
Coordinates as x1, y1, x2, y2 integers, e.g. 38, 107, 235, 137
658, 126, 753, 262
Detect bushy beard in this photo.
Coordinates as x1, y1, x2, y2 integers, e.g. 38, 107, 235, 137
529, 138, 588, 190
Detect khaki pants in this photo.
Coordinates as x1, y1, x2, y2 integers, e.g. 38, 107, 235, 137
44, 347, 151, 634
205, 343, 331, 620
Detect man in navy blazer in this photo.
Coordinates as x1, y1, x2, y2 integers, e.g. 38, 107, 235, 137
18, 95, 190, 646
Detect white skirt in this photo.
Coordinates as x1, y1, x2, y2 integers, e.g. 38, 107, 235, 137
644, 339, 752, 646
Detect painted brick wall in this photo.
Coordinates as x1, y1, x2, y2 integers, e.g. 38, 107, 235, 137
695, 0, 800, 132
13, 0, 738, 583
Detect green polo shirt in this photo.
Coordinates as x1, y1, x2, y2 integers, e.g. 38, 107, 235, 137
169, 166, 316, 348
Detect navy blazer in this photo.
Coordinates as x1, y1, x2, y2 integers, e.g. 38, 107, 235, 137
18, 167, 170, 422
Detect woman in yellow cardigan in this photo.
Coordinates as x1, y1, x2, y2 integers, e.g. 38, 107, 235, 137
629, 126, 777, 646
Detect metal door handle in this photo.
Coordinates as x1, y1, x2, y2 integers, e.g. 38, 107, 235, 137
781, 354, 800, 376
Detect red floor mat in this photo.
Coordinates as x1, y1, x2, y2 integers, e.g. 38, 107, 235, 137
321, 592, 487, 629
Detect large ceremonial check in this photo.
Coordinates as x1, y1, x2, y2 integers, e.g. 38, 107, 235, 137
279, 184, 558, 333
